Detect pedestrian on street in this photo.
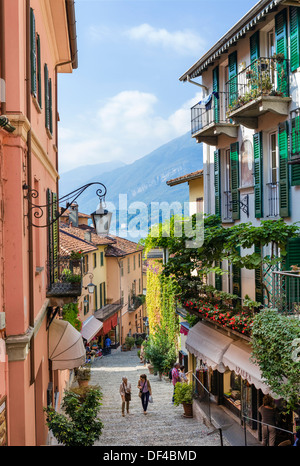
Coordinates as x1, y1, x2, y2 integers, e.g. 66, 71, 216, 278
179, 365, 190, 383
105, 335, 111, 354
120, 376, 131, 417
258, 394, 277, 446
138, 374, 152, 415
171, 362, 181, 403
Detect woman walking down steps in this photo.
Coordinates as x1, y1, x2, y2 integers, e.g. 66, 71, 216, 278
89, 347, 225, 446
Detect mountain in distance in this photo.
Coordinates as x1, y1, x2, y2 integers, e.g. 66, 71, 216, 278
59, 132, 203, 241
59, 160, 126, 196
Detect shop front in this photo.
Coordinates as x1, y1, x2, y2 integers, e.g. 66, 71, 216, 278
185, 321, 293, 443
95, 310, 119, 350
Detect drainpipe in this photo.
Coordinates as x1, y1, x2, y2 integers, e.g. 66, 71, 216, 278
26, 0, 35, 386
186, 75, 209, 97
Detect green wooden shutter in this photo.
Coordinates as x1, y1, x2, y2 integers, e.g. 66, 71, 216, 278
230, 142, 240, 220
52, 192, 58, 281
100, 283, 103, 308
214, 149, 221, 217
228, 51, 238, 105
285, 237, 300, 269
37, 34, 42, 107
275, 8, 288, 96
291, 115, 300, 186
253, 132, 263, 218
284, 237, 300, 305
44, 64, 49, 129
278, 121, 290, 218
290, 6, 300, 72
103, 282, 106, 306
254, 245, 263, 304
49, 78, 53, 135
215, 261, 222, 291
213, 66, 219, 123
30, 8, 37, 97
94, 287, 98, 310
250, 31, 260, 63
232, 248, 241, 298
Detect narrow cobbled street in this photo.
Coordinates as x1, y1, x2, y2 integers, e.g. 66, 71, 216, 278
90, 348, 225, 447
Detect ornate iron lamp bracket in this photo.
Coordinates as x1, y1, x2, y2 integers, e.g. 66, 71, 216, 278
23, 182, 107, 228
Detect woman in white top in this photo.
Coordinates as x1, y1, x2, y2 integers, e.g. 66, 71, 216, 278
120, 376, 131, 417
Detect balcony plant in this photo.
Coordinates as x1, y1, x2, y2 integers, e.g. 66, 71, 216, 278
44, 385, 103, 446
61, 268, 81, 283
174, 382, 194, 418
70, 250, 84, 260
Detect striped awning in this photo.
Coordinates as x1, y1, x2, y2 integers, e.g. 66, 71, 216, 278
180, 0, 283, 80
49, 319, 86, 370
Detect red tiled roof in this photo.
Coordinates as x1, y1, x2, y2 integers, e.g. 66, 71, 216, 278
59, 229, 98, 256
166, 169, 203, 186
105, 235, 144, 257
60, 223, 115, 246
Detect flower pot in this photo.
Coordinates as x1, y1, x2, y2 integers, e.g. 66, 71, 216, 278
148, 364, 154, 374
182, 402, 193, 418
78, 379, 89, 387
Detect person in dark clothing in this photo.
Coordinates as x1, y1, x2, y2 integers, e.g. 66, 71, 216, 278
258, 395, 277, 446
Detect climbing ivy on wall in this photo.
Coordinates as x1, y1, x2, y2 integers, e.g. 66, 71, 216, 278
146, 260, 162, 335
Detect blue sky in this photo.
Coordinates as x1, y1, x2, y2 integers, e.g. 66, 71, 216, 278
58, 0, 257, 173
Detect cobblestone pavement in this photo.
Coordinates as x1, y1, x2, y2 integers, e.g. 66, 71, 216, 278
90, 347, 226, 447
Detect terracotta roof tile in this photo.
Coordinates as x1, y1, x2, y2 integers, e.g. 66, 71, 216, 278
166, 169, 203, 186
59, 229, 98, 256
60, 223, 115, 246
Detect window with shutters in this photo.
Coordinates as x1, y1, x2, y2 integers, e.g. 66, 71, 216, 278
44, 64, 53, 136
289, 6, 300, 72
266, 131, 279, 218
214, 150, 221, 217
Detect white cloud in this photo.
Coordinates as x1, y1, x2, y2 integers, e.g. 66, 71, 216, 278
125, 23, 205, 56
58, 90, 202, 173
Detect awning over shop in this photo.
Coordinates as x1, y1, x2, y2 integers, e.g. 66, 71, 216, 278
222, 340, 271, 394
185, 321, 233, 372
81, 316, 103, 342
49, 319, 86, 370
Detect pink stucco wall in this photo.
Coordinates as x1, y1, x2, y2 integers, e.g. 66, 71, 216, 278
0, 0, 74, 445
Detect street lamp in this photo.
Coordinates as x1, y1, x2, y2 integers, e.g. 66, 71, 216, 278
85, 274, 96, 294
91, 199, 112, 236
23, 182, 112, 234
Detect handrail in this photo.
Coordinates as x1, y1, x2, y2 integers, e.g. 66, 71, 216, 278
192, 372, 211, 422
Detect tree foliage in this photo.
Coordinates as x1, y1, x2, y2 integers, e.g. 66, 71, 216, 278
44, 386, 103, 446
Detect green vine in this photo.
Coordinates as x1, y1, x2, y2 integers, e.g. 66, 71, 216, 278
251, 309, 300, 412
62, 302, 82, 331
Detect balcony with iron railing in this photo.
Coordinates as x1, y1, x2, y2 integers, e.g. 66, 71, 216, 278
226, 56, 291, 129
191, 91, 239, 145
47, 255, 83, 298
272, 270, 300, 317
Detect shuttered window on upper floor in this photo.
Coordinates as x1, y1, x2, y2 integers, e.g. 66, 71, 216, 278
44, 64, 53, 136
278, 121, 290, 218
291, 111, 300, 186
230, 142, 240, 221
290, 6, 300, 72
30, 9, 42, 108
253, 132, 263, 219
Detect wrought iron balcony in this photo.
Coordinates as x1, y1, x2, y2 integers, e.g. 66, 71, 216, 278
191, 91, 239, 145
272, 270, 300, 316
47, 255, 82, 298
226, 56, 291, 129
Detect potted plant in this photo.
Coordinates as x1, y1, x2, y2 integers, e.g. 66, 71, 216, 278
174, 382, 194, 418
125, 336, 135, 350
75, 364, 91, 387
135, 336, 143, 348
44, 385, 103, 446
